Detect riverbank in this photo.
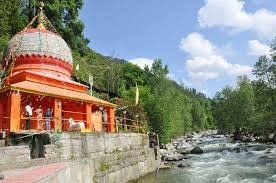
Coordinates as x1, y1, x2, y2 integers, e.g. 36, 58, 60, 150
136, 131, 276, 183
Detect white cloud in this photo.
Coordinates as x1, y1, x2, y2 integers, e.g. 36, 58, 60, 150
198, 0, 276, 39
180, 32, 252, 84
129, 58, 154, 69
179, 32, 215, 57
248, 40, 270, 56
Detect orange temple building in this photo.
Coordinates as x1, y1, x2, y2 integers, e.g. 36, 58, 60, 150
0, 5, 116, 134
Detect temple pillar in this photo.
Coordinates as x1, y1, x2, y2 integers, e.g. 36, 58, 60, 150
107, 107, 115, 132
84, 103, 92, 132
54, 99, 62, 131
8, 91, 21, 132
0, 95, 3, 131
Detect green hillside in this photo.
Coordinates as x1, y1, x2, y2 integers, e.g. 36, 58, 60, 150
0, 0, 215, 143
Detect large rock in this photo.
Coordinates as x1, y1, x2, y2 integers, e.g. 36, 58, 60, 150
159, 149, 168, 157
273, 134, 276, 144
177, 163, 191, 168
234, 134, 242, 141
212, 134, 226, 139
164, 153, 185, 161
263, 133, 275, 143
176, 141, 192, 150
166, 143, 177, 153
241, 136, 256, 142
190, 147, 203, 154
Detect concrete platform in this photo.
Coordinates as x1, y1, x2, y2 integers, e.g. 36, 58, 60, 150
0, 162, 67, 183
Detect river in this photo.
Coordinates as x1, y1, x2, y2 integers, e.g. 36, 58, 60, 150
137, 134, 276, 183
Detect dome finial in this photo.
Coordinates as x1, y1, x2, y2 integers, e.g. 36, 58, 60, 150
39, 1, 44, 11
37, 1, 46, 30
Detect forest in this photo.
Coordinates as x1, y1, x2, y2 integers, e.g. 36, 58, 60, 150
0, 0, 275, 143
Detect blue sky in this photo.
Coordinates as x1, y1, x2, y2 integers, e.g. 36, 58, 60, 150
80, 0, 276, 97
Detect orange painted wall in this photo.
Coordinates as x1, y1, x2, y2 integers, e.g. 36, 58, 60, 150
92, 111, 102, 132
1, 92, 10, 131
107, 107, 115, 133
84, 103, 92, 132
9, 91, 21, 132
54, 99, 62, 131
0, 96, 3, 131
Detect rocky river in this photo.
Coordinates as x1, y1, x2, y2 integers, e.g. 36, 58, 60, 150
136, 131, 276, 183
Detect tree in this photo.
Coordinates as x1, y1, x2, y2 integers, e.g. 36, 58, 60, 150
213, 76, 255, 133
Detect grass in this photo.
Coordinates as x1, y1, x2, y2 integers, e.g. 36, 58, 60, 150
99, 161, 110, 172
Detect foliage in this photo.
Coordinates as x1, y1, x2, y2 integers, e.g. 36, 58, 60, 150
213, 76, 256, 133
213, 38, 276, 135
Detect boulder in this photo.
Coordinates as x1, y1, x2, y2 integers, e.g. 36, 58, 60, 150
241, 136, 256, 142
212, 134, 226, 138
159, 149, 168, 157
273, 134, 276, 144
233, 147, 240, 153
264, 134, 275, 142
164, 153, 185, 161
233, 131, 242, 141
201, 133, 210, 138
177, 163, 191, 168
176, 141, 192, 150
191, 147, 203, 154
166, 143, 177, 153
265, 148, 272, 154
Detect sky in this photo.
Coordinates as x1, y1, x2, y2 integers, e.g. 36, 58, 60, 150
80, 0, 276, 97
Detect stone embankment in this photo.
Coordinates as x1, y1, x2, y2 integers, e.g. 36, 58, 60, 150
0, 133, 160, 183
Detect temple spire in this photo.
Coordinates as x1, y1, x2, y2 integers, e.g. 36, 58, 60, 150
37, 1, 46, 30
23, 1, 58, 33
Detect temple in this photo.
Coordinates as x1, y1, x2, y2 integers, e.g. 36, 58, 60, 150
0, 3, 116, 134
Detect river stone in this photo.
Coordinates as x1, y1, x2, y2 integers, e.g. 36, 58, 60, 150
160, 149, 168, 157
176, 141, 192, 150
177, 163, 191, 168
212, 134, 226, 138
264, 134, 275, 142
265, 148, 272, 154
233, 147, 241, 153
166, 143, 177, 153
191, 147, 203, 154
164, 153, 185, 161
242, 136, 256, 142
273, 134, 276, 144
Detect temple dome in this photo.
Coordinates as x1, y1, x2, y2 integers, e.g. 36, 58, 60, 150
6, 28, 72, 64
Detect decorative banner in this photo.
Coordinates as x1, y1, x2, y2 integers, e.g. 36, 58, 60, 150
135, 82, 139, 106
89, 74, 93, 96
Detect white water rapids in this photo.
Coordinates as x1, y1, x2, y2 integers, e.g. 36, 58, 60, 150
138, 135, 276, 183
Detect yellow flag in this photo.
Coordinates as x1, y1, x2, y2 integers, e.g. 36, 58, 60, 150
135, 83, 139, 106
76, 64, 80, 71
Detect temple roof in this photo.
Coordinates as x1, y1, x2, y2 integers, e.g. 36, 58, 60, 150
3, 80, 116, 107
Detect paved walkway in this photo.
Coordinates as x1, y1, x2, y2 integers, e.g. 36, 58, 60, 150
0, 163, 66, 183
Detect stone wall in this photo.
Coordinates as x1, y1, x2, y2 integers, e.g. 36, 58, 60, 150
0, 133, 160, 183
49, 133, 150, 161
0, 146, 30, 170
38, 148, 159, 183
